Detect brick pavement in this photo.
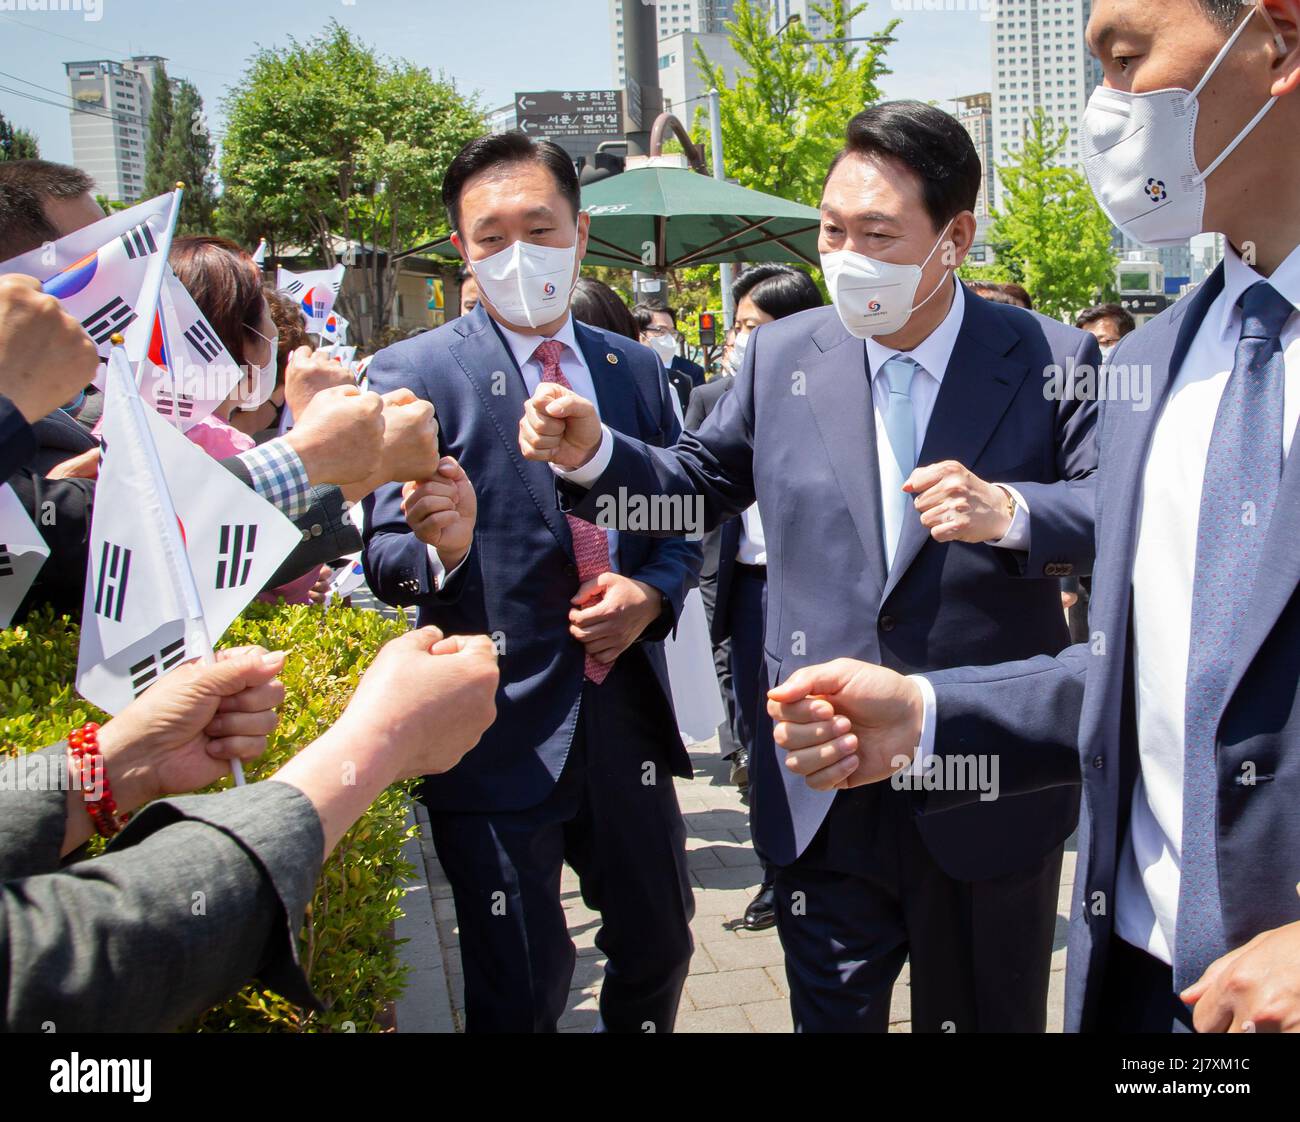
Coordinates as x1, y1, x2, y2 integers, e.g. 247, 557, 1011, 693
408, 732, 1073, 1033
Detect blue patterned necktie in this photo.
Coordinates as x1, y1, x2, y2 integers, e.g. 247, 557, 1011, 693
879, 355, 918, 568
1175, 280, 1294, 991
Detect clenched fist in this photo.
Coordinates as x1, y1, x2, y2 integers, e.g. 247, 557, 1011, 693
284, 383, 386, 487
518, 382, 603, 471
766, 659, 924, 792
285, 345, 356, 419
904, 460, 1014, 544
0, 273, 100, 422
402, 456, 477, 570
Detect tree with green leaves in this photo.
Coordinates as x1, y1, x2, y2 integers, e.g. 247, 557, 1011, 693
143, 65, 174, 198
693, 1, 897, 207
959, 109, 1117, 321
142, 70, 217, 233
0, 110, 39, 160
220, 21, 484, 343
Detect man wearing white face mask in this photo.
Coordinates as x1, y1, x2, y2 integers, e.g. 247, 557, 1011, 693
767, 0, 1300, 1034
634, 303, 705, 411
362, 131, 701, 1033
520, 102, 1101, 1032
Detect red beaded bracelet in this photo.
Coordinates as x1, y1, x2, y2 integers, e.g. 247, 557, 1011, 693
68, 722, 125, 838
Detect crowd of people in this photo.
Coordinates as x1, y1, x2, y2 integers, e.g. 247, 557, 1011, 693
1, 0, 1298, 1037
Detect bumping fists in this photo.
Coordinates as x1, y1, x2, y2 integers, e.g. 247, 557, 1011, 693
518, 382, 604, 471
402, 456, 477, 570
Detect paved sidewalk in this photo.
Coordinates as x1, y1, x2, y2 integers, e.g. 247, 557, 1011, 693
409, 733, 1073, 1033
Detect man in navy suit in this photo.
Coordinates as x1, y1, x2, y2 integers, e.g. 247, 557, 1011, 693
519, 102, 1100, 1032
771, 0, 1300, 1033
363, 132, 701, 1033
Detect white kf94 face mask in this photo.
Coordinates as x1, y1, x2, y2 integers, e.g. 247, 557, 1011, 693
1080, 4, 1284, 247
236, 324, 279, 411
468, 237, 579, 330
820, 219, 955, 339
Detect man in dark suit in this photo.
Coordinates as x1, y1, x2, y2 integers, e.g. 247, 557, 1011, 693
636, 303, 706, 412
363, 132, 701, 1033
771, 0, 1300, 1034
519, 102, 1099, 1032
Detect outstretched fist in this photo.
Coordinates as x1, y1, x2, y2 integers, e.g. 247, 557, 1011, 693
518, 382, 603, 471
402, 456, 477, 569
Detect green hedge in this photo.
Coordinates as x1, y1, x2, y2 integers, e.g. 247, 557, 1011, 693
0, 602, 415, 1032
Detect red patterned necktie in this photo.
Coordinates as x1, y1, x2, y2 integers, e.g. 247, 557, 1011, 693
533, 340, 613, 684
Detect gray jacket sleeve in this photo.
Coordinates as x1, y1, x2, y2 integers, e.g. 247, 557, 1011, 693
0, 744, 69, 882
1, 767, 325, 1032
266, 485, 363, 589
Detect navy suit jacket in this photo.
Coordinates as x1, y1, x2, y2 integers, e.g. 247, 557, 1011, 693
560, 286, 1100, 871
363, 305, 702, 814
923, 264, 1300, 1031
683, 374, 742, 645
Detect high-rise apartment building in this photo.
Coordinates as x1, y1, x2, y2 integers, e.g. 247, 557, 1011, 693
954, 92, 994, 221
64, 55, 167, 204
991, 0, 1099, 210
612, 1, 847, 85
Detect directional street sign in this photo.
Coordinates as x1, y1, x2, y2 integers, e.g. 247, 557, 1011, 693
515, 90, 624, 141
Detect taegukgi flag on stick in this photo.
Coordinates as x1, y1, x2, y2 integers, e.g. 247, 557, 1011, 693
277, 263, 345, 333
0, 483, 51, 628
77, 344, 300, 716
0, 190, 180, 381
138, 270, 246, 430
251, 237, 268, 271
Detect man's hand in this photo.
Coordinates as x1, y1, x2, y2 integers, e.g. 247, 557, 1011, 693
567, 571, 663, 665
283, 383, 385, 487
518, 382, 603, 470
96, 646, 287, 811
766, 659, 924, 791
904, 460, 1013, 544
0, 273, 100, 423
402, 456, 477, 570
1183, 917, 1300, 1032
332, 626, 499, 778
341, 389, 441, 502
47, 446, 100, 480
285, 345, 355, 420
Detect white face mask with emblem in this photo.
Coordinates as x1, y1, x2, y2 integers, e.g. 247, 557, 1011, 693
1080, 5, 1284, 247
468, 239, 579, 330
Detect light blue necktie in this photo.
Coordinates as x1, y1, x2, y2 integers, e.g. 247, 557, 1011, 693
1175, 280, 1294, 991
879, 355, 918, 568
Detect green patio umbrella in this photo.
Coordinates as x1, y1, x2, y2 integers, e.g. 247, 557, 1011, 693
413, 163, 822, 270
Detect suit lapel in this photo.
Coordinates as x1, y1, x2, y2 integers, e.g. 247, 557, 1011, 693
804, 316, 887, 606
447, 306, 572, 554
573, 322, 641, 440
881, 294, 1029, 603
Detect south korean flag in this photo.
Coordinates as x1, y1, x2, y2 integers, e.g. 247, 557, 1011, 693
0, 484, 51, 627
0, 191, 179, 381
138, 271, 246, 430
277, 263, 345, 333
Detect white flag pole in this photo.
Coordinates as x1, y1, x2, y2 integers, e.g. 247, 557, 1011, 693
108, 186, 248, 786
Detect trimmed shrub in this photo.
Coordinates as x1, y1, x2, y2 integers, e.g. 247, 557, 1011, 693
0, 602, 414, 1032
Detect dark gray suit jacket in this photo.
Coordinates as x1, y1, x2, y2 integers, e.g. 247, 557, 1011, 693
1, 743, 323, 1031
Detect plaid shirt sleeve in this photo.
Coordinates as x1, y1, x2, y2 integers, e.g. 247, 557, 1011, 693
236, 439, 313, 521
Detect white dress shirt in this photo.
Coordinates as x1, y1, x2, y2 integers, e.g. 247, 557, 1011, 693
914, 244, 1300, 964
563, 279, 1029, 555
429, 314, 618, 585
1115, 243, 1300, 962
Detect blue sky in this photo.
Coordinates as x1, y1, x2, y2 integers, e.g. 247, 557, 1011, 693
0, 0, 994, 166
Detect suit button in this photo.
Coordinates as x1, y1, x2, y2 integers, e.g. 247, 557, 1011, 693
1092, 755, 1104, 769
880, 615, 896, 632
310, 524, 323, 537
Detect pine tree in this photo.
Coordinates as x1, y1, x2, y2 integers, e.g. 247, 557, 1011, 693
165, 81, 217, 232
143, 65, 175, 198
